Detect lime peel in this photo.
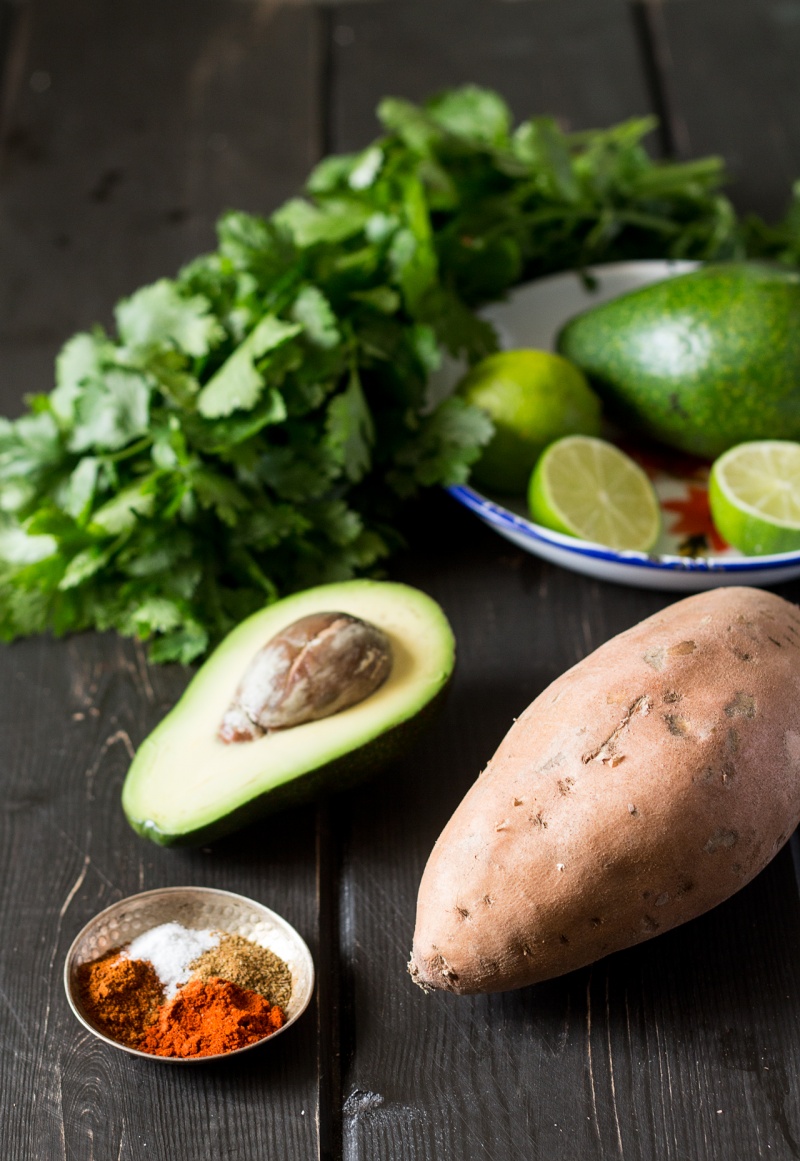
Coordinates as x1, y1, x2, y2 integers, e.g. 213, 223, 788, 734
528, 435, 661, 552
458, 350, 602, 494
709, 440, 800, 556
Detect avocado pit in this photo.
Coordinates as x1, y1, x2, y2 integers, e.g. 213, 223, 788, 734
219, 611, 393, 743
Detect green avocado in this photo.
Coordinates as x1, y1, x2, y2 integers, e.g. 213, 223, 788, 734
556, 263, 800, 459
122, 580, 455, 846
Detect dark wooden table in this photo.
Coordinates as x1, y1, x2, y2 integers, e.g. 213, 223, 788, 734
2, 1, 800, 1157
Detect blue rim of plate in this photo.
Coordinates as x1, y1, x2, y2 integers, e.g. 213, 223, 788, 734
447, 483, 800, 575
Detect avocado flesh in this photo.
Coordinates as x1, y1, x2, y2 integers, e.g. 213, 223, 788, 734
557, 263, 800, 459
122, 580, 455, 846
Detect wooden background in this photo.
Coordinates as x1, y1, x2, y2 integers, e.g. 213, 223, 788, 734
2, 1, 800, 1157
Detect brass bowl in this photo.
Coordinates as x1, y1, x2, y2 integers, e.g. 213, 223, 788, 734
64, 886, 314, 1063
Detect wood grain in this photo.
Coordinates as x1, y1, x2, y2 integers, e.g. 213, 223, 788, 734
337, 491, 800, 1161
647, 0, 800, 219
0, 1, 322, 1156
0, 0, 322, 409
3, 1, 800, 1158
0, 631, 323, 1159
329, 2, 800, 1152
329, 0, 652, 152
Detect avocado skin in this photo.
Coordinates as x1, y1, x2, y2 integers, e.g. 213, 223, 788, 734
126, 685, 449, 848
557, 263, 800, 459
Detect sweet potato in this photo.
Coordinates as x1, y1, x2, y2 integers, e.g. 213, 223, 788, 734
409, 587, 800, 994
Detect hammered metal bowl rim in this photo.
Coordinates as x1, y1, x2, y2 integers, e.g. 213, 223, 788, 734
63, 885, 315, 1064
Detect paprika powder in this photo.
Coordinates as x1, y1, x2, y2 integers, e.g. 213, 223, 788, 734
139, 976, 284, 1057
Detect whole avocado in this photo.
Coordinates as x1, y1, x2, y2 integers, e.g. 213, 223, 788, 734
556, 263, 800, 459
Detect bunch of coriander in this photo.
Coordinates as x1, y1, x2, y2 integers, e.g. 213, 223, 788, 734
0, 86, 785, 662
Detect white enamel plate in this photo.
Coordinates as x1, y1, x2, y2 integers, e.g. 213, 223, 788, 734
444, 261, 800, 591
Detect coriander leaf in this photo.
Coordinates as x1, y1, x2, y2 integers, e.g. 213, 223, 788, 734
388, 396, 494, 496
0, 566, 55, 638
187, 388, 296, 452
63, 456, 100, 520
231, 504, 309, 552
25, 503, 90, 545
0, 411, 62, 485
387, 174, 439, 312
146, 351, 201, 408
69, 369, 151, 453
52, 331, 115, 424
390, 227, 438, 313
426, 86, 511, 147
118, 529, 194, 578
58, 543, 116, 590
116, 279, 223, 357
217, 211, 277, 265
91, 479, 155, 534
273, 197, 371, 248
409, 324, 442, 375
421, 286, 499, 362
512, 117, 580, 201
0, 477, 36, 514
258, 433, 340, 503
324, 371, 374, 483
349, 146, 384, 191
196, 315, 300, 418
148, 623, 209, 665
215, 212, 299, 301
350, 286, 401, 314
118, 596, 186, 638
191, 469, 250, 527
311, 498, 363, 547
378, 98, 442, 154
0, 517, 57, 564
365, 212, 399, 244
291, 286, 341, 349
307, 153, 359, 194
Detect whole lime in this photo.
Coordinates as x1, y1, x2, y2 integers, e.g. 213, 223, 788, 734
457, 350, 602, 493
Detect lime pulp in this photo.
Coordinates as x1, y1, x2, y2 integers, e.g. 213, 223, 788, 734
528, 435, 661, 552
709, 440, 800, 555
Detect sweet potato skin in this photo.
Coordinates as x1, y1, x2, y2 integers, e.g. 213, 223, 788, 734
410, 587, 800, 994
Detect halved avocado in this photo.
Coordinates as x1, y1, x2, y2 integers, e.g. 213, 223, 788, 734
122, 580, 455, 846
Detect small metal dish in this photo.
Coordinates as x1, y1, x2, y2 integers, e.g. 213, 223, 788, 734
64, 886, 314, 1063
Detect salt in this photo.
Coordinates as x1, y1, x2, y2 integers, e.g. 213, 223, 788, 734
125, 922, 220, 999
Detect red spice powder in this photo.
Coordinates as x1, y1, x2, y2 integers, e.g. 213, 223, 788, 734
139, 976, 285, 1058
77, 952, 164, 1048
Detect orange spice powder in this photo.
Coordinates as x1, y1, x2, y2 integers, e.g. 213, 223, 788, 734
77, 952, 164, 1047
139, 976, 285, 1058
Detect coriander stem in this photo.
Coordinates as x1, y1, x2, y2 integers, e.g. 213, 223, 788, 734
100, 437, 153, 464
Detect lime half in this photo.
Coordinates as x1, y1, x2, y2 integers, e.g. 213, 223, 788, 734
528, 435, 661, 551
709, 440, 800, 555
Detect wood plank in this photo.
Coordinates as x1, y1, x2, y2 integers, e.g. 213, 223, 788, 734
647, 0, 800, 220
0, 2, 322, 1157
0, 633, 320, 1160
330, 3, 800, 1155
0, 0, 322, 409
339, 491, 800, 1161
330, 0, 652, 153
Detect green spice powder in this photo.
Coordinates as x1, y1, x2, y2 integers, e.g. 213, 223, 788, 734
190, 934, 292, 1011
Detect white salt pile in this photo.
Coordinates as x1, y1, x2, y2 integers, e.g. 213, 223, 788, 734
126, 922, 220, 999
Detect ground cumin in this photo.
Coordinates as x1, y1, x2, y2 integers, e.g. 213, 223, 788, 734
139, 976, 285, 1058
190, 934, 292, 1010
78, 952, 164, 1048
